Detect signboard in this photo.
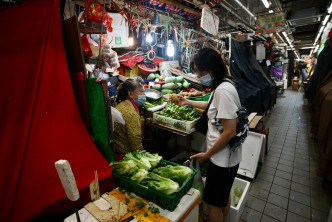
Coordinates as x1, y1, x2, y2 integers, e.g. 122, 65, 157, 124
200, 7, 219, 36
107, 13, 128, 48
257, 12, 285, 34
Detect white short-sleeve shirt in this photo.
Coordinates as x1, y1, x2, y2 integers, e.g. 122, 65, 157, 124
206, 81, 242, 168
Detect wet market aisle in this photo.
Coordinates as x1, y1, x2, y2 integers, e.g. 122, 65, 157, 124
239, 89, 332, 222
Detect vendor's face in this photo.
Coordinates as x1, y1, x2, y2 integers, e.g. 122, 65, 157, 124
128, 84, 145, 101
194, 64, 213, 78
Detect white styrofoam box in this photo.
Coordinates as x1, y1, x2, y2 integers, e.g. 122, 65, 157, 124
227, 177, 250, 222
238, 131, 263, 179
202, 177, 250, 222
177, 131, 207, 152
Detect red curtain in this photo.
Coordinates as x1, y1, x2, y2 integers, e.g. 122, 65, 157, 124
0, 0, 114, 221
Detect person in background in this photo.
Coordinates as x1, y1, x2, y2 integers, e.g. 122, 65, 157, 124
174, 48, 241, 222
113, 77, 146, 160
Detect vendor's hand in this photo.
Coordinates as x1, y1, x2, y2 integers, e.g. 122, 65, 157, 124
190, 152, 210, 163
96, 76, 103, 82
172, 94, 189, 106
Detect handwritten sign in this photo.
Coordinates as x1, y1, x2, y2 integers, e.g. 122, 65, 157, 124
257, 12, 285, 34
201, 7, 219, 36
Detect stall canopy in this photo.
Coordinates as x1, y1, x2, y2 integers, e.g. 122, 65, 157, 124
0, 0, 114, 221
226, 39, 271, 114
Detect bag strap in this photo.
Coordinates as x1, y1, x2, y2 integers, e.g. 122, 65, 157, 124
206, 92, 215, 111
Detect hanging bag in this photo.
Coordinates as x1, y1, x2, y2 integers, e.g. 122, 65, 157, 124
194, 92, 214, 135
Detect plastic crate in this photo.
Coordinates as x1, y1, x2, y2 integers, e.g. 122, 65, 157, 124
153, 112, 199, 133
113, 160, 197, 211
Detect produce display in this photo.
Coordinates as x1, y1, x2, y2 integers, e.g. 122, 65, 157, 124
110, 150, 193, 195
148, 74, 190, 95
144, 97, 164, 109
158, 101, 200, 121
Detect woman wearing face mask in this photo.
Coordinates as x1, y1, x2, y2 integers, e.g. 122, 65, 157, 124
174, 48, 241, 222
113, 77, 146, 159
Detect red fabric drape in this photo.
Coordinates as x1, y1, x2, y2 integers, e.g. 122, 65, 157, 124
0, 0, 114, 221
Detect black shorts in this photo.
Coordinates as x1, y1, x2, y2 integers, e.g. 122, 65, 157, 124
203, 160, 239, 207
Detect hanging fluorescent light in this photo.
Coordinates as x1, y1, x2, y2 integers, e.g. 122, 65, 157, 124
322, 15, 331, 26
261, 0, 270, 8
282, 32, 293, 48
276, 32, 284, 42
328, 2, 332, 14
300, 46, 315, 49
234, 0, 255, 17
269, 10, 274, 13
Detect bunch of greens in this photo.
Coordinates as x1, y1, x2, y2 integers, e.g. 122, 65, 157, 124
124, 152, 152, 171
110, 150, 194, 196
144, 97, 164, 108
234, 187, 244, 206
130, 169, 148, 183
153, 165, 193, 185
109, 160, 138, 176
158, 101, 200, 121
141, 172, 180, 195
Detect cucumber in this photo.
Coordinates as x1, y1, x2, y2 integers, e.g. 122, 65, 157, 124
177, 83, 182, 89
162, 89, 175, 94
162, 83, 177, 90
183, 80, 190, 88
176, 76, 184, 83
165, 76, 176, 84
155, 74, 160, 79
147, 74, 155, 80
152, 84, 161, 90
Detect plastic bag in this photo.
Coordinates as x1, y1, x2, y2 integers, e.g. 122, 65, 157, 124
82, 0, 113, 32
189, 159, 204, 198
111, 107, 125, 125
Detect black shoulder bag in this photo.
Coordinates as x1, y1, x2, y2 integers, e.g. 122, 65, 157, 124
194, 92, 214, 135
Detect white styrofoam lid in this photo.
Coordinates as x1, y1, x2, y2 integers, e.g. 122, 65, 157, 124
237, 131, 264, 179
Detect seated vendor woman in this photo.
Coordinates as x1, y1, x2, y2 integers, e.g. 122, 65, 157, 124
114, 78, 146, 158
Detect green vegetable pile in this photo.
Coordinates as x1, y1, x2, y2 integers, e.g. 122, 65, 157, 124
144, 97, 164, 109
110, 150, 193, 195
158, 101, 200, 121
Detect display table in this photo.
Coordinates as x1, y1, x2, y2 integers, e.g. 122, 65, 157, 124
64, 188, 200, 222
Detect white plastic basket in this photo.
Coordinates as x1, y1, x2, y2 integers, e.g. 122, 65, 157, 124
153, 112, 199, 133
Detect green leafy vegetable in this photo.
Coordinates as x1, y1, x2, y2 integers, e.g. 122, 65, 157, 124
141, 172, 180, 195
132, 150, 162, 168
158, 101, 200, 121
153, 165, 193, 185
234, 187, 243, 207
109, 160, 138, 176
124, 152, 152, 171
144, 97, 164, 108
130, 169, 148, 183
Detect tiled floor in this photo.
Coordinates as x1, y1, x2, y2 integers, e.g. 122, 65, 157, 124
240, 89, 332, 222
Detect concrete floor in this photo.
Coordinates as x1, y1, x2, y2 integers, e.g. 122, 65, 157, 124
240, 89, 332, 222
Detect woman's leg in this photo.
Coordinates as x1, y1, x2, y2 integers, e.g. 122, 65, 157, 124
207, 203, 223, 222
221, 195, 231, 222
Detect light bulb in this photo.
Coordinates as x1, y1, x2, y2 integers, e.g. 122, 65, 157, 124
128, 37, 134, 46
146, 34, 153, 43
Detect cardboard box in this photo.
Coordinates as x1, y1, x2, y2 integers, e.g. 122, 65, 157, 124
292, 82, 299, 90
248, 113, 263, 129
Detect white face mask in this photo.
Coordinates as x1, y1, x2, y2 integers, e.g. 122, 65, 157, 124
199, 73, 214, 86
